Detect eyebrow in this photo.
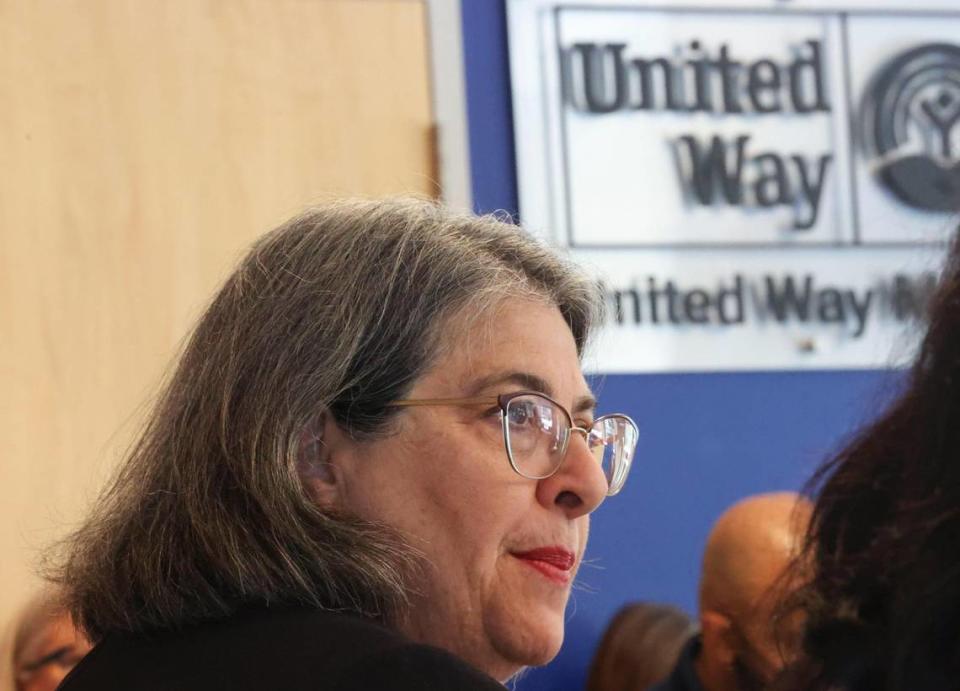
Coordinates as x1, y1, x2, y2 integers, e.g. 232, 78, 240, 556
21, 646, 73, 673
468, 371, 597, 414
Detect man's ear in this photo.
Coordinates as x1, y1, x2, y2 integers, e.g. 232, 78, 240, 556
700, 609, 736, 668
296, 411, 341, 509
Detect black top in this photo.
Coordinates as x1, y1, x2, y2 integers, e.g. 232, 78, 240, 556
58, 605, 504, 690
649, 635, 705, 691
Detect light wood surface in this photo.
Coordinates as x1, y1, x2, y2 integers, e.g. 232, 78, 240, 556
0, 0, 434, 630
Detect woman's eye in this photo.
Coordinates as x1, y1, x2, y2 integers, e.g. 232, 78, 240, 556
507, 404, 533, 426
508, 410, 528, 425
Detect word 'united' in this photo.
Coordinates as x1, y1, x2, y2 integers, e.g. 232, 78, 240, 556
564, 40, 830, 114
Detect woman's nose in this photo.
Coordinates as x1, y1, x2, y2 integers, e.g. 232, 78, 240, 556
536, 430, 608, 517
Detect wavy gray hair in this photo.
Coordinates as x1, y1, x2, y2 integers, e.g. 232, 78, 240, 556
49, 198, 603, 640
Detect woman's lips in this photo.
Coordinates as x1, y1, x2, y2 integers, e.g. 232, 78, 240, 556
511, 547, 576, 584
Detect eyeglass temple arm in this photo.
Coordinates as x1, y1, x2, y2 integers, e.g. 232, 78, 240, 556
388, 396, 500, 408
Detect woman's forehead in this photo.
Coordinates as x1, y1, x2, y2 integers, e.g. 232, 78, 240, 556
427, 300, 592, 403
464, 370, 597, 414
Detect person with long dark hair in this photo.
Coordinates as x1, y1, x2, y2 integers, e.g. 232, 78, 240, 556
782, 237, 960, 690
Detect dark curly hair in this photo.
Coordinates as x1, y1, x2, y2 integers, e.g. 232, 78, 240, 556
782, 237, 960, 690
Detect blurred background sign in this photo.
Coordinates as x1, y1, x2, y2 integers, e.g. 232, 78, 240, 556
508, 0, 960, 371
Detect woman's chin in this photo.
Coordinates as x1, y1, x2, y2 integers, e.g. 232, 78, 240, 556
482, 610, 565, 678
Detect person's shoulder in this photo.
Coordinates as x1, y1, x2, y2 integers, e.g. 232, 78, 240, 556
59, 606, 503, 690
233, 603, 406, 650
59, 606, 435, 690
329, 641, 504, 691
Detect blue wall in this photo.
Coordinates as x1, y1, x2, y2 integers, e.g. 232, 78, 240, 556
459, 4, 901, 690
461, 0, 518, 218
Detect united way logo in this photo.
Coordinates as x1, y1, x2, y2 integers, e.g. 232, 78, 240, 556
864, 43, 960, 212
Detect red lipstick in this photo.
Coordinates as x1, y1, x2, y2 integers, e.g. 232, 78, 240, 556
511, 547, 576, 584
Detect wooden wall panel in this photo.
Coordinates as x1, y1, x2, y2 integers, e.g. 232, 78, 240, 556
0, 0, 433, 627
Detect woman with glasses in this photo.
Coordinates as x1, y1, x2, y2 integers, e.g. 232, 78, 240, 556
51, 199, 638, 690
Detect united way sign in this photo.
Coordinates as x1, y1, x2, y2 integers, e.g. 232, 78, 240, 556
507, 0, 960, 371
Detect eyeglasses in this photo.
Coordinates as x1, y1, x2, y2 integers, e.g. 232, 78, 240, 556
389, 391, 638, 496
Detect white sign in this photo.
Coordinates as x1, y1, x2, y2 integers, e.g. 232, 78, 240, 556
508, 0, 960, 372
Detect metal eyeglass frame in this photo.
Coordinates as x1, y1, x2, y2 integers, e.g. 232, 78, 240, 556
388, 390, 637, 496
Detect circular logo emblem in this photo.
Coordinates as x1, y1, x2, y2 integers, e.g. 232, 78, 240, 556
864, 43, 960, 212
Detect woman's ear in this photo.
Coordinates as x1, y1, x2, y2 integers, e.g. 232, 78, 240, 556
296, 412, 340, 508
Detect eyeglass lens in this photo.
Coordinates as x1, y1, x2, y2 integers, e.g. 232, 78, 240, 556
503, 396, 567, 479
589, 416, 638, 495
503, 393, 637, 494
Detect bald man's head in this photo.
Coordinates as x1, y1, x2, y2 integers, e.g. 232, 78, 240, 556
694, 492, 812, 691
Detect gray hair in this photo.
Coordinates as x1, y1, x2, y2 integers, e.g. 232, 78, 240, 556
48, 198, 603, 640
